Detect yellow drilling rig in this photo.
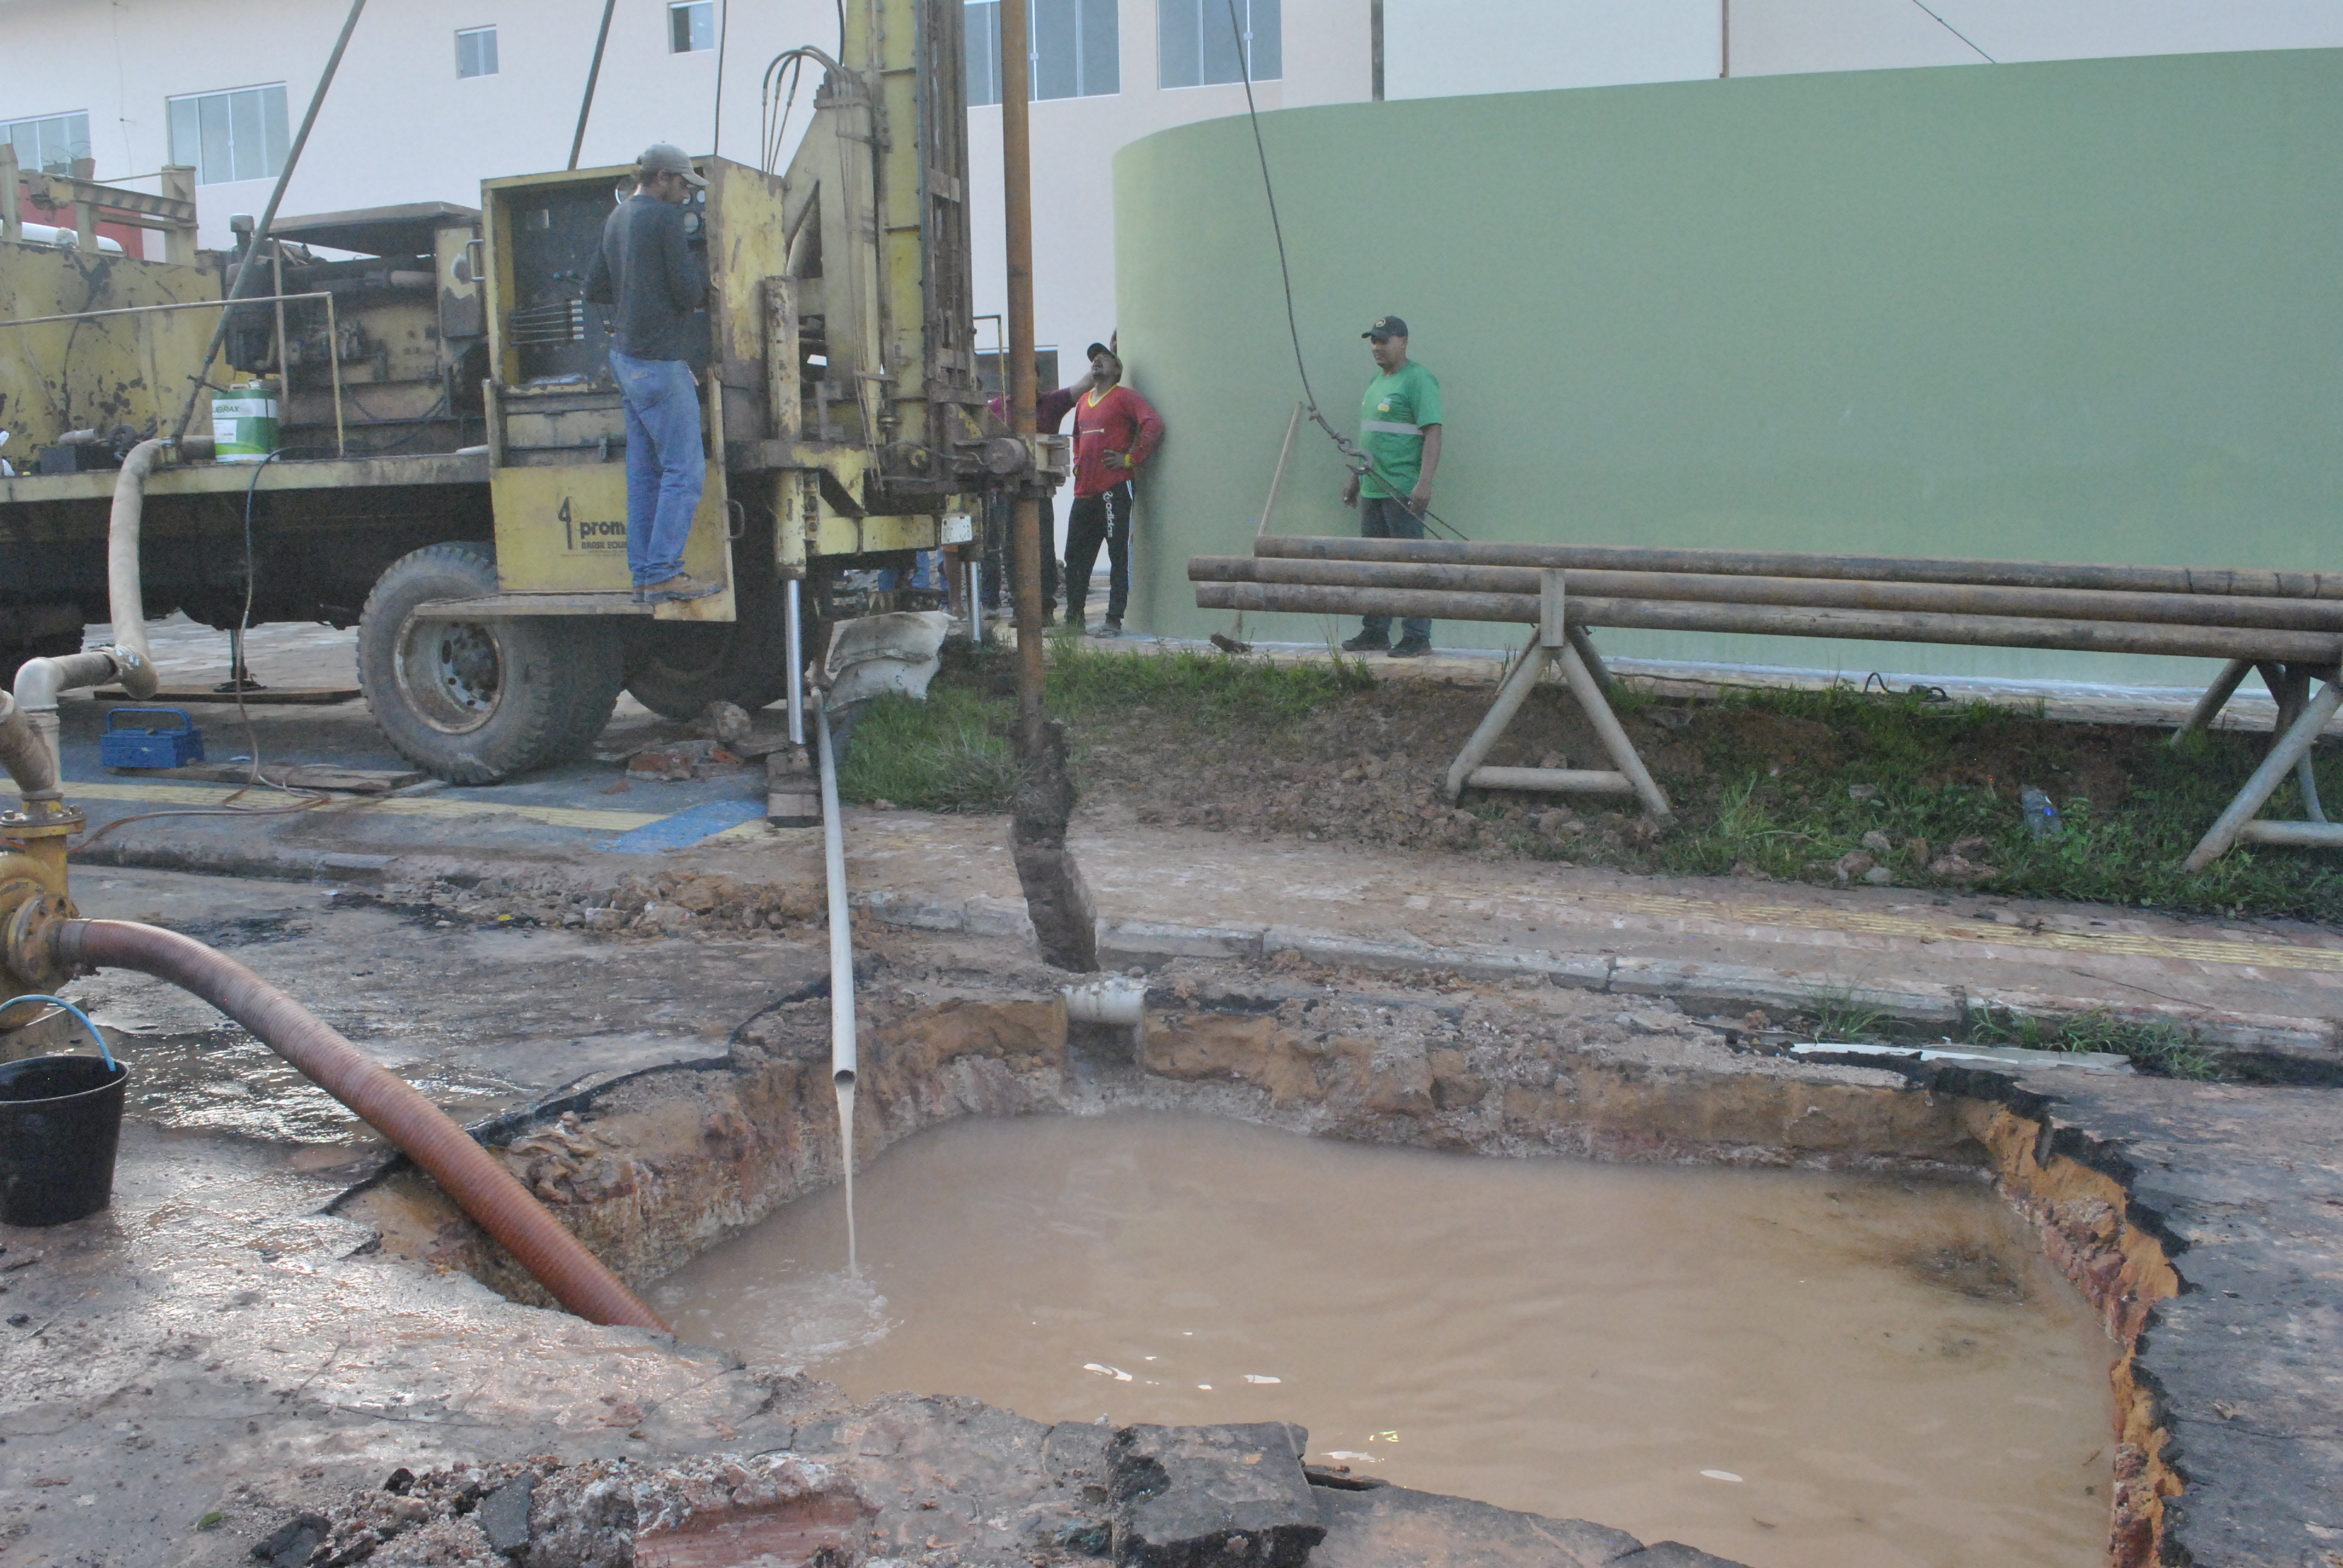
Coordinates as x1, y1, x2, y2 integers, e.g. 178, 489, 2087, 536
0, 0, 1059, 785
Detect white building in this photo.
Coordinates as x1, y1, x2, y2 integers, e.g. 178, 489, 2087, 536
7, 0, 2342, 534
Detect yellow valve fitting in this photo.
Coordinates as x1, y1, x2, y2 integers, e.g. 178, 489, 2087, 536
0, 805, 81, 994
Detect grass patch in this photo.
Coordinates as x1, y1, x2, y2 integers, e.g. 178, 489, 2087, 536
1046, 641, 1376, 728
1574, 682, 2343, 923
834, 684, 1022, 812
1961, 1005, 2223, 1081
830, 644, 1372, 811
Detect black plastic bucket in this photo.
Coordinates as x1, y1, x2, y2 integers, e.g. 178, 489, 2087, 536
0, 1053, 129, 1226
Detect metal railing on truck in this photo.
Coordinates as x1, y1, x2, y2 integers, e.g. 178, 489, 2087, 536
0, 292, 350, 458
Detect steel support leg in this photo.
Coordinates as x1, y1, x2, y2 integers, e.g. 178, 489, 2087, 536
1559, 641, 1673, 823
2171, 657, 2251, 746
2184, 679, 2343, 871
1444, 640, 1552, 803
1566, 622, 1614, 696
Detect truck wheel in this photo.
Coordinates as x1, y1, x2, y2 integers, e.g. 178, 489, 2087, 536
621, 571, 794, 720
357, 541, 623, 784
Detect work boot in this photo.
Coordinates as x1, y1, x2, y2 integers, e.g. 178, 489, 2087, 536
1087, 620, 1122, 639
1388, 636, 1432, 659
1341, 631, 1390, 653
645, 572, 724, 604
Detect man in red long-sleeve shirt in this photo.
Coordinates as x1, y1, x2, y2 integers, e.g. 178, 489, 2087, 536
986, 371, 1092, 622
1065, 342, 1165, 638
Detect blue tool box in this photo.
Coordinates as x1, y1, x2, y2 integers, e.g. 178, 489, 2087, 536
100, 707, 205, 769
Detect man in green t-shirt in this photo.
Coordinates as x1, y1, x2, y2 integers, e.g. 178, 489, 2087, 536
1340, 315, 1444, 657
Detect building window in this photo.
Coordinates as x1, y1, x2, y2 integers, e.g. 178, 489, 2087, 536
669, 1, 714, 53
4, 111, 91, 175
456, 26, 499, 78
966, 1, 1004, 106
1160, 0, 1279, 87
965, 0, 1118, 103
166, 85, 289, 185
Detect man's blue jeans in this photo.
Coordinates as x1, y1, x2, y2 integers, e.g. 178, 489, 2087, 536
611, 350, 704, 586
1358, 495, 1431, 644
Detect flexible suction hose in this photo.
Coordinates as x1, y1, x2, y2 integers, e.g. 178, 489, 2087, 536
105, 440, 166, 701
51, 918, 667, 1331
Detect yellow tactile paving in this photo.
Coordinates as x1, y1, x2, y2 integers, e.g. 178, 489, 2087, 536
1581, 890, 2343, 975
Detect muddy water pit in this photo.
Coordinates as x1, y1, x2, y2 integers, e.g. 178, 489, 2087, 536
659, 1112, 2110, 1568
347, 959, 2175, 1567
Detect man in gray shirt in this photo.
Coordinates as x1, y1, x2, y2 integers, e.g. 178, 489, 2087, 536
583, 143, 721, 603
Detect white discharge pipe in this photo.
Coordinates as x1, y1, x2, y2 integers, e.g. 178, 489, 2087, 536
4, 439, 166, 803
105, 440, 165, 701
814, 691, 859, 1275
816, 693, 854, 1089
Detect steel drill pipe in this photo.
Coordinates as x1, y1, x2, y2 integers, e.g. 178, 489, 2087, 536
51, 919, 667, 1332
1252, 535, 2343, 602
1190, 555, 2343, 632
1193, 581, 2343, 663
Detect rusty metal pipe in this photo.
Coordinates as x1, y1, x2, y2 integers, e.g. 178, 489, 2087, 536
50, 918, 667, 1332
1253, 535, 2343, 602
1194, 581, 2343, 664
1192, 555, 2343, 633
1000, 0, 1044, 750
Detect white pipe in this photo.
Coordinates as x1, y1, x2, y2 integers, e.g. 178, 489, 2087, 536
1063, 976, 1145, 1026
105, 439, 166, 701
0, 691, 49, 800
816, 691, 854, 1090
8, 650, 120, 804
8, 223, 126, 255
786, 577, 805, 748
3, 437, 167, 800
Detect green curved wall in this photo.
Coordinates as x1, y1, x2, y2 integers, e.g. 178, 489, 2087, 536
1113, 49, 2343, 683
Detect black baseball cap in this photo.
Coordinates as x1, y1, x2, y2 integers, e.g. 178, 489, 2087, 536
1084, 341, 1116, 360
1363, 315, 1409, 341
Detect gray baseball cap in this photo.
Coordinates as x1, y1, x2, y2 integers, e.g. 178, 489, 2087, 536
637, 143, 707, 186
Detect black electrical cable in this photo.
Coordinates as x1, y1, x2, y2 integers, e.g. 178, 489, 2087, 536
712, 0, 731, 158
759, 48, 819, 174
1217, 0, 1466, 541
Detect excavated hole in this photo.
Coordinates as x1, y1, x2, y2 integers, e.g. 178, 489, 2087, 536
336, 960, 2179, 1568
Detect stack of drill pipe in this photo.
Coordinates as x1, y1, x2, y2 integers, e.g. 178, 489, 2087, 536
1186, 537, 2343, 664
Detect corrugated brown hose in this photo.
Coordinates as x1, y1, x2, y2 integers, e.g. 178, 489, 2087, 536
53, 919, 666, 1331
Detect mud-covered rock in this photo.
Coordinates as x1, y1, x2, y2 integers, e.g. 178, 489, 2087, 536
1108, 1423, 1323, 1567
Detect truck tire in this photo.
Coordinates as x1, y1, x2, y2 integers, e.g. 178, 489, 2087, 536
357, 541, 623, 784
621, 570, 795, 720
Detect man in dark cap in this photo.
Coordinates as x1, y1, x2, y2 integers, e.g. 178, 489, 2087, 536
1340, 315, 1442, 657
584, 142, 722, 604
1064, 339, 1164, 638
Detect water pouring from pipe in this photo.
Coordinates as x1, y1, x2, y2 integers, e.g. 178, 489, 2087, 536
814, 691, 859, 1276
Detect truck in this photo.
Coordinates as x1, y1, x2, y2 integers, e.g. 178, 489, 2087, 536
0, 0, 1057, 782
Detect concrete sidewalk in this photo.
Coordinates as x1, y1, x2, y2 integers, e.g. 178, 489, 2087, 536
20, 616, 2343, 1064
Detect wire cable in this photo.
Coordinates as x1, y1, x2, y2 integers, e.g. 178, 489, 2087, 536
2, 994, 115, 1068
1907, 0, 1994, 62
1217, 0, 1465, 540
712, 0, 731, 158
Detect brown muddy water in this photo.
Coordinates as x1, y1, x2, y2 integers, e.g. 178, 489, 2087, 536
655, 1112, 2114, 1568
